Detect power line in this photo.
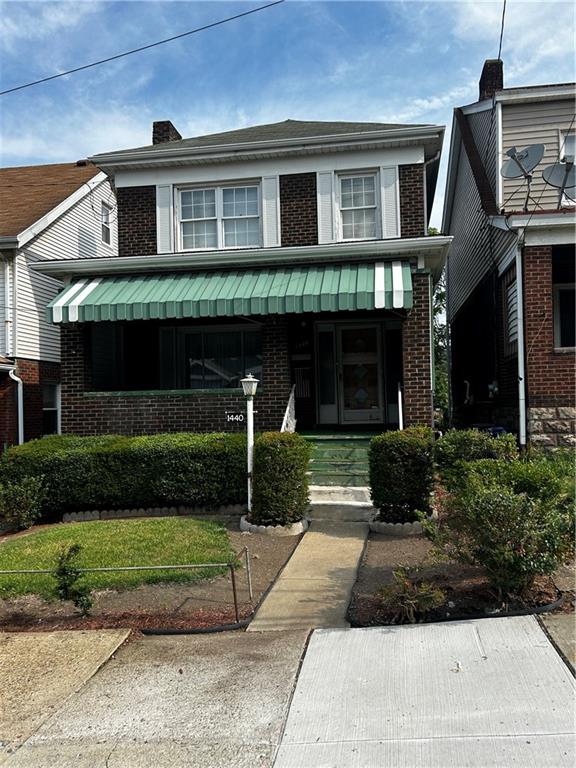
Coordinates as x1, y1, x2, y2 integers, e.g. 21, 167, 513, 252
0, 1, 285, 97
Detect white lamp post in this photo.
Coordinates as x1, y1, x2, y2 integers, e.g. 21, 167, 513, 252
241, 373, 259, 512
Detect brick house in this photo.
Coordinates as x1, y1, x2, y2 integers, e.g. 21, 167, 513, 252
38, 120, 450, 436
0, 162, 117, 448
443, 60, 575, 448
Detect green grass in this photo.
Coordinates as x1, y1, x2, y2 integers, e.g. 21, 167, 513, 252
0, 517, 235, 599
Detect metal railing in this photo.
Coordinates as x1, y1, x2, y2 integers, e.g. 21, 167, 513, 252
281, 384, 296, 432
0, 545, 253, 625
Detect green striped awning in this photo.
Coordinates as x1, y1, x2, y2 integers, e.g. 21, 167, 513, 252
48, 261, 413, 324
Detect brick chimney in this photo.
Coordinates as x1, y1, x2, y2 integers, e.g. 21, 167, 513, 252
152, 120, 182, 144
479, 59, 504, 101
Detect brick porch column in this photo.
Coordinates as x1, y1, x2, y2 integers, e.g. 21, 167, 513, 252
402, 273, 433, 427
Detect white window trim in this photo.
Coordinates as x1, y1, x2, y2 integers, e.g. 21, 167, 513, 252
336, 170, 381, 242
559, 130, 575, 208
553, 283, 575, 349
175, 182, 262, 252
101, 202, 112, 246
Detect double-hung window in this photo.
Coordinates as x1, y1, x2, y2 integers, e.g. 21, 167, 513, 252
179, 184, 261, 250
101, 202, 111, 245
339, 173, 378, 241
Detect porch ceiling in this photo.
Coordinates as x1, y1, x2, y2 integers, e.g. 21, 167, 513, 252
47, 261, 412, 324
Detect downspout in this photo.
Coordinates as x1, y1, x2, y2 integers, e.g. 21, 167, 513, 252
515, 235, 527, 449
8, 368, 24, 445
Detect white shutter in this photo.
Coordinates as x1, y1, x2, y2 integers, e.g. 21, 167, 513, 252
156, 185, 173, 253
317, 171, 335, 244
380, 167, 400, 239
261, 176, 280, 248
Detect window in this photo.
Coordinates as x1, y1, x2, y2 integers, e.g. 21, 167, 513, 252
553, 247, 575, 349
338, 173, 378, 241
178, 185, 260, 250
183, 328, 262, 388
101, 202, 111, 244
42, 383, 60, 435
560, 132, 575, 206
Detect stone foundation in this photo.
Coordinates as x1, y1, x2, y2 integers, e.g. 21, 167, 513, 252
527, 406, 576, 448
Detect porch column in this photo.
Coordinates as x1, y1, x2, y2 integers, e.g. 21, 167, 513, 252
402, 273, 433, 427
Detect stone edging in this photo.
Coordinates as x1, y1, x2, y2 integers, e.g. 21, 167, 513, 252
63, 504, 245, 523
369, 510, 437, 537
239, 515, 308, 537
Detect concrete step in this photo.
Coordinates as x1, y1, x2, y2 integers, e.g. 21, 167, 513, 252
308, 501, 376, 523
309, 473, 369, 487
310, 460, 369, 472
309, 485, 371, 503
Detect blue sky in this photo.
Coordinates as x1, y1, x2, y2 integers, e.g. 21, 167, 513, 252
1, 0, 574, 226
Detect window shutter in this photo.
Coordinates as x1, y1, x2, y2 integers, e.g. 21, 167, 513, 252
380, 167, 400, 238
317, 171, 335, 244
156, 185, 173, 253
261, 176, 280, 247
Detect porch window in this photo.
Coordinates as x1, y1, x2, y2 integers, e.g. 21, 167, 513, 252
178, 184, 261, 251
183, 328, 262, 389
338, 173, 378, 241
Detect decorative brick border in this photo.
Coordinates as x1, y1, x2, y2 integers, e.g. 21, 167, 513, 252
239, 515, 308, 536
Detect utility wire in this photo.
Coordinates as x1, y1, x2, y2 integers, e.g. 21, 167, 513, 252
0, 0, 284, 97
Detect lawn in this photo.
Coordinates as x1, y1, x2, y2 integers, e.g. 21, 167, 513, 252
0, 518, 236, 599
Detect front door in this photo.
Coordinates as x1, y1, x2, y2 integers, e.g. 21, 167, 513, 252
316, 323, 384, 425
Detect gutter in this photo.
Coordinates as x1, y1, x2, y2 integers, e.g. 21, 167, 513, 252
8, 368, 24, 445
32, 236, 453, 281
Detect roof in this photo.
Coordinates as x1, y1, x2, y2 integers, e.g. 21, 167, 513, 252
100, 119, 434, 157
0, 162, 101, 238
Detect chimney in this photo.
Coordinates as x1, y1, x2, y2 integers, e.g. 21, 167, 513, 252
152, 120, 182, 145
479, 59, 504, 101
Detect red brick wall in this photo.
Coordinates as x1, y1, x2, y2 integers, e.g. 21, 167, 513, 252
60, 319, 291, 436
524, 245, 575, 407
402, 274, 433, 426
280, 173, 318, 247
117, 186, 156, 258
0, 359, 60, 446
399, 164, 426, 238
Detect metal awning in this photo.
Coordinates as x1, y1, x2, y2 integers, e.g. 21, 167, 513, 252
48, 261, 413, 323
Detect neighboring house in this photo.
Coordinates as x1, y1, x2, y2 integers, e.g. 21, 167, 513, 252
37, 119, 450, 436
0, 162, 118, 448
443, 60, 575, 448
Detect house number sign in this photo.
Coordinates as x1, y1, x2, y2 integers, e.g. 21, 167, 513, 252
225, 412, 245, 423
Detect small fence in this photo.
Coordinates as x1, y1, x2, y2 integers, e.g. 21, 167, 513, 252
0, 546, 253, 625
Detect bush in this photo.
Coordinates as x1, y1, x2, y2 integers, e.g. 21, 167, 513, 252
0, 476, 45, 530
251, 432, 310, 526
435, 429, 518, 488
369, 427, 434, 523
53, 544, 93, 616
428, 485, 573, 600
1, 433, 247, 522
378, 565, 445, 624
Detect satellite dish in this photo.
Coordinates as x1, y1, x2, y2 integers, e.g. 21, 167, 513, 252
542, 161, 576, 206
500, 144, 545, 179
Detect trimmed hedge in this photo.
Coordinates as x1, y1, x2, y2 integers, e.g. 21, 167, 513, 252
1, 433, 247, 522
435, 429, 518, 489
251, 432, 310, 526
369, 427, 435, 523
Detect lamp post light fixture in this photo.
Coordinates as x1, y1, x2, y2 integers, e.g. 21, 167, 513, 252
241, 373, 259, 512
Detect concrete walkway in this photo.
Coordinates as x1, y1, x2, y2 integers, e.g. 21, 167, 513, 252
274, 616, 575, 767
248, 522, 368, 632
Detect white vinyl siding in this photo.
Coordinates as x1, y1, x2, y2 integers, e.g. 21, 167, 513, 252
501, 99, 576, 212
14, 178, 117, 363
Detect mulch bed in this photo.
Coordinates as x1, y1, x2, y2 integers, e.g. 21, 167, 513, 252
0, 523, 301, 633
348, 532, 575, 627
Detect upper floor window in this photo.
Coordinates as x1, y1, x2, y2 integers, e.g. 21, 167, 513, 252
560, 132, 575, 207
178, 184, 261, 251
101, 202, 112, 245
338, 173, 379, 241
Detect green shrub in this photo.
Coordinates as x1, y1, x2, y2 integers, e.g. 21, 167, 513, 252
378, 565, 446, 624
1, 433, 247, 522
428, 485, 573, 600
369, 427, 434, 523
53, 544, 93, 616
0, 476, 46, 530
435, 429, 518, 488
251, 432, 310, 526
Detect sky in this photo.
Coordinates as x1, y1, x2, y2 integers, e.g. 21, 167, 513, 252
1, 0, 574, 227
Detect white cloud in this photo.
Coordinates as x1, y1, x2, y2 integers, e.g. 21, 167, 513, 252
0, 1, 102, 50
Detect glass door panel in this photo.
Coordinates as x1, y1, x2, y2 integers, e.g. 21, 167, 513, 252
338, 326, 383, 423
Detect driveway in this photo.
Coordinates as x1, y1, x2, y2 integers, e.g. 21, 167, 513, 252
5, 630, 308, 768
274, 616, 575, 767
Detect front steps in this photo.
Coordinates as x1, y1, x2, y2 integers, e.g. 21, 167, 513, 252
304, 435, 376, 522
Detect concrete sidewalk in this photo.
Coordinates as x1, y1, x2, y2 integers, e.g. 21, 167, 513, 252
274, 616, 575, 767
248, 521, 368, 632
